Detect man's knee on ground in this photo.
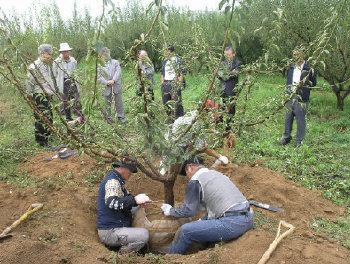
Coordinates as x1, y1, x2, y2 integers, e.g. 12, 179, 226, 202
176, 223, 192, 242
138, 228, 150, 244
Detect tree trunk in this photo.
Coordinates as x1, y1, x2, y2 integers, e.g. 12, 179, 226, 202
163, 180, 175, 206
331, 83, 345, 111
336, 96, 344, 111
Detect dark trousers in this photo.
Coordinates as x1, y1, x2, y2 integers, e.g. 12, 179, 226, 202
221, 94, 236, 131
283, 100, 309, 144
63, 78, 83, 121
161, 81, 184, 120
137, 85, 154, 101
33, 93, 53, 145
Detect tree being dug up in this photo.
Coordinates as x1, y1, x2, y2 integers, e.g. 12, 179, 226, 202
132, 202, 191, 254
0, 153, 349, 263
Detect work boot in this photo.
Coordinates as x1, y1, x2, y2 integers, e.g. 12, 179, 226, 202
118, 117, 126, 124
119, 242, 145, 254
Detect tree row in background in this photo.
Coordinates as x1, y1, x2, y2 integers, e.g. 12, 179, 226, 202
1, 0, 349, 109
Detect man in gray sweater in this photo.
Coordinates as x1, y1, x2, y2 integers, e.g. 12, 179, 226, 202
98, 47, 125, 124
26, 44, 55, 147
161, 156, 254, 254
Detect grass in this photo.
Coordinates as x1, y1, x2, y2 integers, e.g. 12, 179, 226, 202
312, 215, 350, 248
1, 65, 349, 249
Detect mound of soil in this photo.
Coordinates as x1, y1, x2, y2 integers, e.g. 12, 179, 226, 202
0, 151, 349, 264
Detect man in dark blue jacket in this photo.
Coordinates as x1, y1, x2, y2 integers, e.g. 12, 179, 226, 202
280, 45, 317, 148
218, 46, 241, 131
97, 160, 151, 253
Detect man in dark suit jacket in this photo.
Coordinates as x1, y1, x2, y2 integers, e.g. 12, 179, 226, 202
280, 45, 317, 148
218, 46, 241, 131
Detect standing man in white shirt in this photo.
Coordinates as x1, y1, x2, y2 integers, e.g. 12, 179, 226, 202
53, 43, 83, 123
161, 45, 187, 121
279, 45, 317, 148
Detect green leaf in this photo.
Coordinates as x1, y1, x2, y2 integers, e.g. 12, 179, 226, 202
254, 27, 263, 35
146, 2, 155, 15
219, 0, 227, 11
224, 5, 231, 14
95, 40, 104, 55
155, 0, 160, 6
159, 20, 168, 31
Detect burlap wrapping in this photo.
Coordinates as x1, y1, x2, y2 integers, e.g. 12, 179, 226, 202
132, 206, 189, 253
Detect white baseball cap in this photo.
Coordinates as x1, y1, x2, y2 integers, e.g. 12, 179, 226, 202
59, 43, 73, 52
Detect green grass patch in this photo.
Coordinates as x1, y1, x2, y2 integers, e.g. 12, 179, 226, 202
312, 214, 350, 249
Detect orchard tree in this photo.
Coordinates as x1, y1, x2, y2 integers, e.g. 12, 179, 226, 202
0, 0, 341, 205
248, 0, 350, 110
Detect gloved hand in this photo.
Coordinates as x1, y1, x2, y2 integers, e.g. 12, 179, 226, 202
211, 158, 222, 168
218, 155, 229, 165
161, 203, 172, 216
159, 161, 166, 176
135, 193, 151, 205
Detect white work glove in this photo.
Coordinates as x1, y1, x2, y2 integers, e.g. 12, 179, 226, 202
211, 158, 222, 168
212, 155, 229, 168
159, 161, 166, 176
218, 155, 229, 165
161, 203, 172, 216
135, 193, 151, 205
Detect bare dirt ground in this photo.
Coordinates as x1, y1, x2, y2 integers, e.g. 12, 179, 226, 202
0, 151, 349, 264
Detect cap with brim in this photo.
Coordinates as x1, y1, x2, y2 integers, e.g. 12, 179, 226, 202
179, 156, 204, 176
59, 43, 73, 52
113, 162, 138, 173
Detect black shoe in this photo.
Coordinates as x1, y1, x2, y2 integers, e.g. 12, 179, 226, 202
279, 137, 292, 145
38, 141, 51, 148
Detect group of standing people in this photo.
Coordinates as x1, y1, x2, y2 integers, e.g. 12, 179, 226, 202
26, 43, 83, 147
26, 42, 316, 149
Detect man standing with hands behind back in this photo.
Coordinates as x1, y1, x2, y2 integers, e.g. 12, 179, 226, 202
279, 45, 317, 148
218, 46, 241, 131
98, 47, 126, 124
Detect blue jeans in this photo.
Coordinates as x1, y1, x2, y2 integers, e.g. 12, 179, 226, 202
169, 211, 254, 254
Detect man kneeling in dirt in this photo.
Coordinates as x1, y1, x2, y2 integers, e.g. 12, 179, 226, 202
161, 156, 254, 255
97, 160, 151, 253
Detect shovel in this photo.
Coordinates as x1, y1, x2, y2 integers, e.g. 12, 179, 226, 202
0, 203, 43, 242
